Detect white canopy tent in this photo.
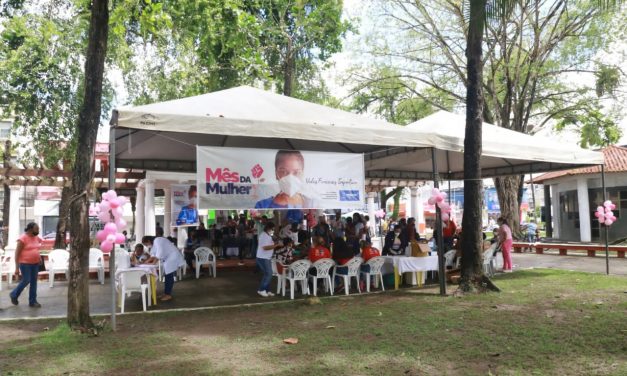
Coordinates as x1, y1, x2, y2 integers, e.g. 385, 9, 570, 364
365, 111, 604, 180
107, 87, 606, 326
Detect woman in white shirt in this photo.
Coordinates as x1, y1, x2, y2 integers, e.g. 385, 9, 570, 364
143, 236, 186, 301
256, 222, 282, 297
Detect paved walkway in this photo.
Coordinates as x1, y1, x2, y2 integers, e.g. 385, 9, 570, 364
1, 254, 624, 320
512, 253, 627, 275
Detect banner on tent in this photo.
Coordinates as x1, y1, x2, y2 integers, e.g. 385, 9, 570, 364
171, 184, 199, 227
196, 146, 365, 210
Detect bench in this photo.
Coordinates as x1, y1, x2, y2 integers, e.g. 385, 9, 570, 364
512, 242, 626, 258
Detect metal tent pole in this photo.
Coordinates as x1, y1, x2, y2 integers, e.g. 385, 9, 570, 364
108, 126, 117, 330
601, 165, 609, 275
432, 148, 446, 295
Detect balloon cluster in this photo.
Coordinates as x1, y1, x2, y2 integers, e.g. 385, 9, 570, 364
595, 200, 616, 226
427, 188, 452, 222
375, 209, 386, 219
95, 190, 128, 252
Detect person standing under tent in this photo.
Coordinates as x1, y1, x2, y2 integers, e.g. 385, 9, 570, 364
256, 222, 282, 297
143, 235, 186, 301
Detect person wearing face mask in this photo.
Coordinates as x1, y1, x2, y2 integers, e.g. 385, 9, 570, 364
9, 222, 43, 307
254, 150, 318, 224
176, 185, 199, 226
383, 225, 407, 256
256, 222, 283, 297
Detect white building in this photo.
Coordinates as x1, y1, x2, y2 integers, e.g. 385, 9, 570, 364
534, 145, 627, 243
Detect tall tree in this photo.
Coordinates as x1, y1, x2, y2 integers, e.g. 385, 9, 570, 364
67, 0, 109, 329
0, 3, 110, 250
354, 0, 626, 235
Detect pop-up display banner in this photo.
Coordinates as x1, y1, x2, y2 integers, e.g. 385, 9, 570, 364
171, 183, 199, 227
196, 146, 365, 210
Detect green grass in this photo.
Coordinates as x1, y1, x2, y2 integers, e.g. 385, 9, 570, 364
0, 269, 625, 375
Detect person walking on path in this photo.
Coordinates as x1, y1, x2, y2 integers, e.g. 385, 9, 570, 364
497, 217, 513, 272
10, 222, 43, 308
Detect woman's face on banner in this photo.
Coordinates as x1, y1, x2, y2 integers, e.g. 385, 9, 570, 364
276, 155, 304, 180
188, 189, 197, 207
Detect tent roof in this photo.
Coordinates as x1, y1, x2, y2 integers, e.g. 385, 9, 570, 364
364, 111, 604, 180
112, 86, 435, 171
111, 88, 603, 181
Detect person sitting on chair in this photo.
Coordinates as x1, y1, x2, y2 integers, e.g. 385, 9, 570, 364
383, 226, 406, 255
131, 244, 150, 266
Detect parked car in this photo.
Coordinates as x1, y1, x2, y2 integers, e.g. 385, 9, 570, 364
41, 232, 70, 250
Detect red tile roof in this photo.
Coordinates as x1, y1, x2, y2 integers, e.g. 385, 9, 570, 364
532, 145, 627, 183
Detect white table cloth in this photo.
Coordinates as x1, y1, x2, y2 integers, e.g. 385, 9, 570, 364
382, 255, 439, 288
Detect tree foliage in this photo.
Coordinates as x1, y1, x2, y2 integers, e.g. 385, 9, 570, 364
123, 0, 351, 104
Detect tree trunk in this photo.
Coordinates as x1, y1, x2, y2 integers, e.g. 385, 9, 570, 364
67, 0, 109, 329
392, 189, 403, 220
54, 186, 71, 249
2, 140, 11, 247
460, 0, 498, 293
283, 38, 294, 96
494, 175, 522, 237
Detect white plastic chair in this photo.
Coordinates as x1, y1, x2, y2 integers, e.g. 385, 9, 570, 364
0, 250, 16, 291
114, 248, 131, 271
48, 249, 70, 287
272, 258, 286, 295
116, 269, 149, 313
282, 259, 311, 300
309, 258, 335, 296
332, 257, 363, 296
194, 247, 217, 278
360, 256, 385, 292
444, 250, 457, 269
89, 248, 105, 284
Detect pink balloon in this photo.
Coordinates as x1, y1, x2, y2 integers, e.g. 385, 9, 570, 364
435, 195, 444, 203
440, 203, 451, 213
96, 230, 107, 242
115, 233, 125, 244
101, 191, 110, 201
441, 192, 447, 199
604, 219, 613, 226
598, 214, 605, 222
594, 212, 600, 218
427, 197, 436, 205
118, 196, 128, 205
106, 234, 116, 243
610, 215, 617, 221
114, 207, 124, 217
441, 213, 450, 222
107, 190, 118, 199
104, 222, 118, 234
109, 198, 120, 209
432, 188, 440, 196
100, 240, 113, 252
597, 206, 604, 212
605, 210, 614, 218
99, 200, 110, 211
610, 203, 616, 210
115, 218, 127, 230
98, 212, 111, 223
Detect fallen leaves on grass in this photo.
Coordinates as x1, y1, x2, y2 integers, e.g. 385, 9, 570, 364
283, 338, 298, 345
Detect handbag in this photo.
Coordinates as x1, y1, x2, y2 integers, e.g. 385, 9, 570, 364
38, 255, 46, 272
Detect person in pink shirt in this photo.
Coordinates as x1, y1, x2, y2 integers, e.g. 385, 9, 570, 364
10, 222, 43, 307
497, 217, 513, 273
